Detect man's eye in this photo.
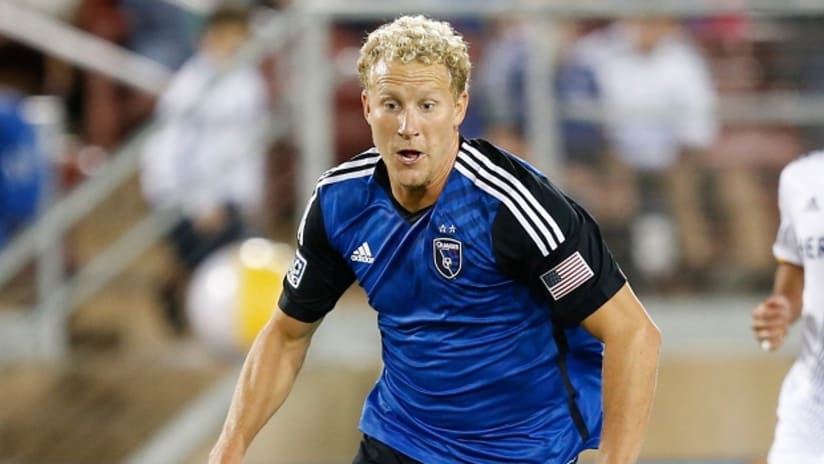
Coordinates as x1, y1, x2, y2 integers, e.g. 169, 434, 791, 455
384, 102, 398, 110
422, 102, 435, 110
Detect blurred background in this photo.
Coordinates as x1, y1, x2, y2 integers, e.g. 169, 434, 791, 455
0, 0, 820, 462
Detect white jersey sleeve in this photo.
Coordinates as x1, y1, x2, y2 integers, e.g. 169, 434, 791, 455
773, 164, 803, 265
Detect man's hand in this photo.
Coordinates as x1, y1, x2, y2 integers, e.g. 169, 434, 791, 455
751, 295, 792, 352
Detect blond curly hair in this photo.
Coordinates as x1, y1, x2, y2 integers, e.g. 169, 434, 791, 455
357, 15, 471, 98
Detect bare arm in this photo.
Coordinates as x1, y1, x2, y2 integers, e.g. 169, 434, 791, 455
751, 262, 804, 351
581, 283, 661, 464
209, 308, 321, 464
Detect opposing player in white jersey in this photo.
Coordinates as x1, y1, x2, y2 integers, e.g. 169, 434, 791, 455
751, 150, 824, 464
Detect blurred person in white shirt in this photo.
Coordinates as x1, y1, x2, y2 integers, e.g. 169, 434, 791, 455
572, 17, 718, 289
140, 7, 270, 334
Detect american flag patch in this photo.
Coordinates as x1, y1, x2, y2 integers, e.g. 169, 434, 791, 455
540, 251, 594, 301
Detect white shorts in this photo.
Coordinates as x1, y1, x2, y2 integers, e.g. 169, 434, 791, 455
768, 363, 824, 464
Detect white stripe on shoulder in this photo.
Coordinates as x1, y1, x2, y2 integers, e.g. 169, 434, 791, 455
454, 162, 551, 256
298, 151, 379, 245
461, 142, 565, 246
317, 153, 380, 187
296, 189, 316, 246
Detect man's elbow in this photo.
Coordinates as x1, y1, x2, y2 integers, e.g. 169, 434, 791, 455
634, 318, 662, 358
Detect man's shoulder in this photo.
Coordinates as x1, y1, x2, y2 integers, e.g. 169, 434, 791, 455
781, 150, 824, 184
316, 148, 381, 191
456, 138, 571, 227
459, 138, 549, 187
461, 138, 520, 169
304, 149, 381, 238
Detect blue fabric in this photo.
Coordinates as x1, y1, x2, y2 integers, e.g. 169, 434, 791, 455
314, 149, 603, 463
0, 92, 43, 246
555, 61, 604, 161
119, 0, 197, 70
281, 139, 625, 462
477, 37, 604, 161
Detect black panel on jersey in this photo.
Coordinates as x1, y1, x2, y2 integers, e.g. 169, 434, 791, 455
485, 142, 626, 326
278, 193, 355, 323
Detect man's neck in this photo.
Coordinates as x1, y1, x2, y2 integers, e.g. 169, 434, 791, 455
391, 184, 438, 214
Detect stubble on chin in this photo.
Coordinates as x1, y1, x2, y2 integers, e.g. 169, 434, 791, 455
395, 171, 428, 191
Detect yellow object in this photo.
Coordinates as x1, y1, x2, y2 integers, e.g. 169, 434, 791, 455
236, 238, 295, 348
186, 238, 294, 354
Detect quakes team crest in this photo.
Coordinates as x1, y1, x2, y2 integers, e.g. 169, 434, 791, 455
433, 238, 462, 279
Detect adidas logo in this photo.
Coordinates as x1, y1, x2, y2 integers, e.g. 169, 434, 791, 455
804, 196, 819, 212
350, 242, 375, 263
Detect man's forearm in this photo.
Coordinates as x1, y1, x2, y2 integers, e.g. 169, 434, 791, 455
597, 323, 661, 463
210, 318, 312, 463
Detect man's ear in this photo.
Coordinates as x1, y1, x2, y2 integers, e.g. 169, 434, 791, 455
453, 91, 469, 128
361, 90, 372, 125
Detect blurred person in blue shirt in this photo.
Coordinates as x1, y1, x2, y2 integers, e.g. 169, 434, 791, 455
0, 90, 44, 248
119, 0, 198, 71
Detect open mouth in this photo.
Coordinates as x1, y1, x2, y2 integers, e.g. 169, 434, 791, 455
396, 150, 424, 164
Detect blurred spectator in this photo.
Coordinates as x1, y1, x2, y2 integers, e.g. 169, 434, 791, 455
774, 16, 824, 148
119, 0, 197, 70
139, 7, 271, 334
119, 0, 198, 133
450, 17, 488, 139
70, 0, 196, 152
567, 18, 718, 290
474, 18, 634, 279
694, 16, 802, 288
476, 17, 720, 290
0, 38, 47, 97
475, 18, 605, 158
72, 0, 130, 151
330, 21, 378, 164
0, 90, 44, 248
474, 16, 531, 157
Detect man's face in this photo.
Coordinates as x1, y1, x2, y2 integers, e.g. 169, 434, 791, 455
362, 60, 468, 198
624, 18, 675, 53
203, 22, 249, 62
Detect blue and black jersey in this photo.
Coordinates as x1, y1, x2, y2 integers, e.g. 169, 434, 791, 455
280, 137, 626, 464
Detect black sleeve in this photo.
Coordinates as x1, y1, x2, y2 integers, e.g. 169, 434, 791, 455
278, 193, 356, 323
493, 171, 625, 327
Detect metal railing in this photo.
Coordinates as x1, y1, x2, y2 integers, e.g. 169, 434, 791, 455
0, 0, 173, 94
0, 6, 303, 361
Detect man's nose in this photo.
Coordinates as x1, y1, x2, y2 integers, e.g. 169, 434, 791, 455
397, 110, 420, 138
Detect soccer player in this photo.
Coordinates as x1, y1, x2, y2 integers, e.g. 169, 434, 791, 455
210, 15, 661, 464
752, 151, 824, 464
